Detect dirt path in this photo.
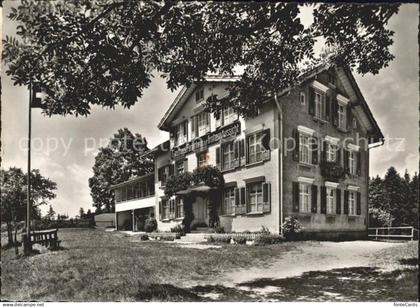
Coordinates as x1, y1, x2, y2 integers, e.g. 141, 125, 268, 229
219, 240, 415, 287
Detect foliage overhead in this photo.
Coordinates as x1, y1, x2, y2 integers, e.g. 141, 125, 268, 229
88, 128, 153, 213
3, 1, 399, 117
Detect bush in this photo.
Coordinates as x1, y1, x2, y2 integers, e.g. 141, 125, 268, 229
211, 225, 225, 233
233, 236, 247, 245
170, 224, 185, 236
206, 235, 231, 244
282, 216, 303, 240
257, 226, 271, 235
140, 234, 149, 241
254, 234, 284, 246
144, 217, 158, 233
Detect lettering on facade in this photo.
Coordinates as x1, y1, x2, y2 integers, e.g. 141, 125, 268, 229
171, 121, 241, 160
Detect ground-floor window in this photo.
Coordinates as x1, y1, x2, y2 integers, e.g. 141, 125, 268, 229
175, 197, 184, 219
248, 182, 263, 213
223, 188, 235, 215
326, 187, 335, 214
299, 182, 311, 213
348, 191, 356, 215
161, 198, 170, 220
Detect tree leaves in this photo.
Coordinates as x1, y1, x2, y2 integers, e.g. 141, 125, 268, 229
3, 1, 399, 117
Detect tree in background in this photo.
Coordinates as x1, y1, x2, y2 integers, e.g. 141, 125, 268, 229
79, 207, 85, 219
2, 2, 399, 118
368, 167, 419, 227
45, 205, 56, 221
88, 128, 153, 213
0, 167, 57, 247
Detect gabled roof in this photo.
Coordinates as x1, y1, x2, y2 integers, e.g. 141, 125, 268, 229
158, 75, 240, 131
158, 64, 384, 144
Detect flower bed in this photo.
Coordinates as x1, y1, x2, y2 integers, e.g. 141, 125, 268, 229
148, 232, 181, 241
205, 233, 284, 245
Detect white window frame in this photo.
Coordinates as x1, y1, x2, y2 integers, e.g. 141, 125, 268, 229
348, 191, 356, 215
338, 104, 346, 129
248, 132, 263, 164
197, 112, 209, 137
162, 199, 170, 220
299, 133, 310, 164
349, 150, 357, 175
299, 182, 311, 213
197, 151, 208, 168
326, 187, 335, 214
175, 160, 184, 175
222, 106, 236, 126
175, 198, 184, 219
248, 182, 263, 213
222, 142, 235, 170
223, 188, 235, 215
326, 143, 337, 162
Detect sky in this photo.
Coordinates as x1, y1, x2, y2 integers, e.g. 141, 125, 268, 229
1, 3, 419, 217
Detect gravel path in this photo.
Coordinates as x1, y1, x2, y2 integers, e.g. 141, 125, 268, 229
220, 240, 417, 286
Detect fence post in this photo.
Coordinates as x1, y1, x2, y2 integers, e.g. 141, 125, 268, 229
375, 228, 378, 240
411, 227, 414, 241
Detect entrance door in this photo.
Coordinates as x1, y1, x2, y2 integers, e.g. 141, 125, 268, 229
193, 197, 208, 225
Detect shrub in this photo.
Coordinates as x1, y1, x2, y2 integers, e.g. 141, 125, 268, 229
206, 235, 231, 244
140, 234, 149, 241
254, 234, 284, 246
144, 217, 158, 233
282, 216, 303, 240
170, 224, 185, 236
212, 225, 225, 233
258, 226, 271, 235
242, 230, 251, 234
233, 236, 247, 245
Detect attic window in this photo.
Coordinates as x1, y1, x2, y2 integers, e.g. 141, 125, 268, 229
195, 87, 204, 102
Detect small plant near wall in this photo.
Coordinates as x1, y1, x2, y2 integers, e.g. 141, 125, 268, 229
144, 217, 158, 233
320, 161, 345, 181
282, 216, 303, 241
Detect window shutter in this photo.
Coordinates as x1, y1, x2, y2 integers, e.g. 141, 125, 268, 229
344, 149, 349, 173
262, 183, 271, 213
336, 146, 341, 164
183, 159, 188, 172
234, 141, 239, 159
206, 112, 210, 131
336, 188, 341, 214
215, 110, 222, 128
191, 116, 196, 139
357, 151, 361, 176
346, 105, 352, 130
322, 140, 327, 162
320, 186, 326, 214
308, 87, 315, 115
356, 192, 361, 215
169, 164, 174, 176
245, 187, 250, 213
245, 136, 249, 164
159, 200, 163, 220
311, 136, 318, 164
216, 146, 221, 169
240, 187, 246, 214
234, 188, 240, 207
325, 95, 331, 121
239, 139, 246, 166
262, 129, 270, 151
293, 129, 300, 162
293, 182, 300, 212
332, 97, 338, 127
311, 185, 318, 213
343, 190, 349, 215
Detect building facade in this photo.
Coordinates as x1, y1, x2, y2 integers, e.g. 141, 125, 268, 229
111, 64, 383, 239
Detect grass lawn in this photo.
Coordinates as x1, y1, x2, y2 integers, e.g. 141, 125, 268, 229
1, 228, 418, 302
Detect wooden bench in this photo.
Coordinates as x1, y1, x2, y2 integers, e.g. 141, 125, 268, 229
30, 229, 61, 248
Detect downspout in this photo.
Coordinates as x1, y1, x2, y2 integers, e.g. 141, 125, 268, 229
274, 93, 284, 237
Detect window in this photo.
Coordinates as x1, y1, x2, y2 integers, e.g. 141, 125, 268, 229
315, 91, 325, 119
222, 106, 236, 126
175, 160, 184, 175
195, 87, 204, 102
248, 132, 263, 164
338, 104, 346, 129
349, 150, 357, 175
300, 92, 306, 105
326, 143, 337, 162
222, 142, 235, 170
299, 133, 310, 164
197, 112, 210, 136
248, 182, 263, 213
223, 188, 235, 215
162, 199, 170, 220
174, 121, 188, 146
197, 151, 208, 168
326, 188, 335, 214
348, 191, 356, 215
175, 198, 184, 219
299, 183, 311, 213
